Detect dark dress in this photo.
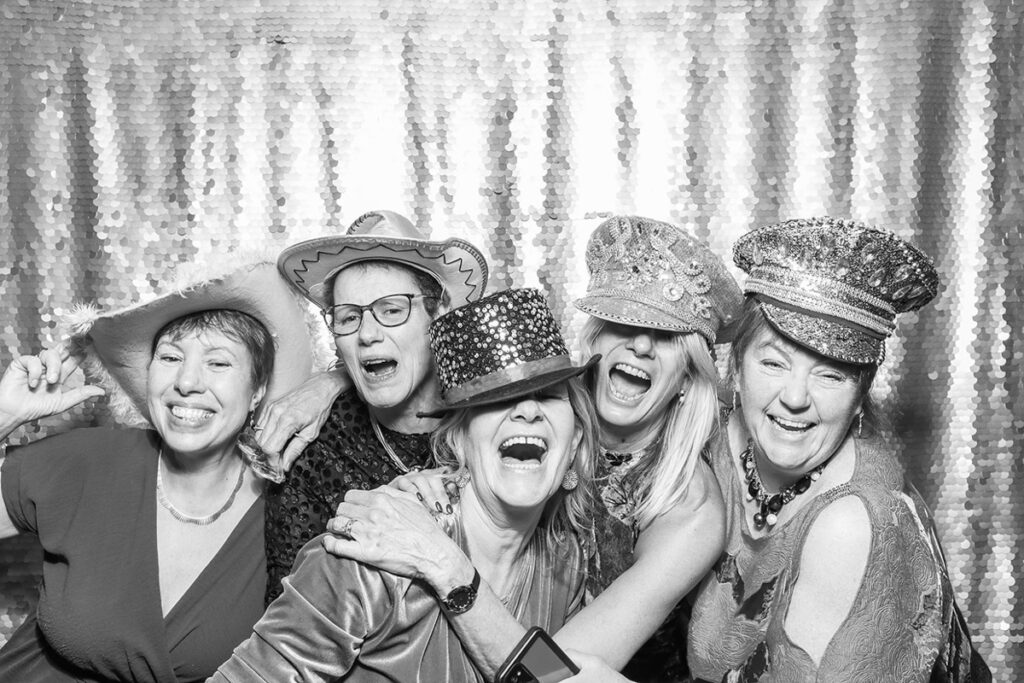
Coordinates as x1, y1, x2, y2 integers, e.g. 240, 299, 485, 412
0, 427, 267, 682
264, 389, 434, 603
688, 429, 990, 682
588, 446, 691, 682
214, 516, 586, 682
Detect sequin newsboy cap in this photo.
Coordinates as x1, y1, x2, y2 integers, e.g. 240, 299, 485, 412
574, 215, 743, 345
421, 288, 600, 416
733, 217, 940, 365
278, 210, 489, 309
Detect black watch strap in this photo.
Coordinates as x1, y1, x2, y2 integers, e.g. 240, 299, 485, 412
439, 568, 480, 615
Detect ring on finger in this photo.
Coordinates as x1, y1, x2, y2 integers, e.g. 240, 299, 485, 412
337, 516, 356, 538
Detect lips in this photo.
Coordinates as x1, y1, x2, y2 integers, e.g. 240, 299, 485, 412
498, 435, 547, 468
169, 405, 214, 425
608, 362, 651, 401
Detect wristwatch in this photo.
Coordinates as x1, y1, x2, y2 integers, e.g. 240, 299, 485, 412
439, 568, 480, 615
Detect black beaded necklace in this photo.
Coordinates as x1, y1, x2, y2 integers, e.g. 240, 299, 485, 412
740, 439, 828, 530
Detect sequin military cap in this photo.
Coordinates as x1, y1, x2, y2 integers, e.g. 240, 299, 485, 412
574, 216, 743, 345
733, 217, 940, 365
421, 288, 600, 416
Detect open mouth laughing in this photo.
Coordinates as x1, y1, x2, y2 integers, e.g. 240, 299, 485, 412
361, 357, 398, 379
498, 436, 548, 469
607, 363, 651, 401
768, 414, 815, 433
169, 404, 215, 425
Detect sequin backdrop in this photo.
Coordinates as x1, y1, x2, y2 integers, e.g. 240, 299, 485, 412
1, 0, 1021, 675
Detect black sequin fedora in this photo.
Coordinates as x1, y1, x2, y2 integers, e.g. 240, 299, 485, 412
278, 210, 489, 309
733, 217, 940, 365
421, 288, 600, 417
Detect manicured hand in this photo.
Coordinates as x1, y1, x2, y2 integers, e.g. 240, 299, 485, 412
254, 368, 350, 471
562, 649, 632, 682
388, 466, 460, 516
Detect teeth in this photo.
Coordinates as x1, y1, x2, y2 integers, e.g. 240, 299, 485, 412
771, 415, 813, 431
613, 363, 650, 381
499, 436, 547, 451
170, 406, 213, 423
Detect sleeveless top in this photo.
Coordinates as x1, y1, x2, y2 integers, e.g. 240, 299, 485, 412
588, 444, 692, 682
688, 429, 989, 682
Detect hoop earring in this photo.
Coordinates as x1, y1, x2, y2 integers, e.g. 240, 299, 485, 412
561, 469, 579, 491
855, 413, 864, 438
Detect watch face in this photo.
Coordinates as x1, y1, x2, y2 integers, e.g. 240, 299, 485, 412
445, 585, 477, 613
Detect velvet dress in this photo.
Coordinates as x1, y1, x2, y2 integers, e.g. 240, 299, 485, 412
688, 429, 989, 682
0, 427, 267, 682
214, 515, 586, 682
264, 389, 433, 604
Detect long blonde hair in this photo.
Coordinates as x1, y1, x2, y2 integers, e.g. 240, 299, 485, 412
579, 317, 720, 529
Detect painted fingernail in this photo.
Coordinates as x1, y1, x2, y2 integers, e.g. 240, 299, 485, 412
435, 502, 444, 513
416, 492, 424, 501
445, 504, 453, 514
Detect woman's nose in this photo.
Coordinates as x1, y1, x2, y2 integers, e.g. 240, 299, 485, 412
357, 309, 385, 344
174, 358, 205, 394
779, 374, 811, 409
511, 396, 543, 422
626, 331, 655, 357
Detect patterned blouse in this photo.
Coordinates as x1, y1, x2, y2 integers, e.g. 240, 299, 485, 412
264, 389, 434, 604
688, 429, 989, 682
588, 444, 692, 682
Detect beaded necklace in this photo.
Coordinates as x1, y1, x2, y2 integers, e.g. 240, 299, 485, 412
740, 439, 828, 530
156, 450, 246, 526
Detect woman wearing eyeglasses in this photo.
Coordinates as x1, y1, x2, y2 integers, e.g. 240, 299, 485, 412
263, 211, 489, 602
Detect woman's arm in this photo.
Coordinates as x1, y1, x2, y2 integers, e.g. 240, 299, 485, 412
325, 462, 726, 674
0, 346, 104, 538
554, 461, 725, 667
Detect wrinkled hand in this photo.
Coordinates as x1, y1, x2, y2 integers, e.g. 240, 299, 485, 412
0, 343, 105, 435
254, 368, 350, 472
322, 487, 465, 586
562, 649, 631, 682
388, 466, 461, 516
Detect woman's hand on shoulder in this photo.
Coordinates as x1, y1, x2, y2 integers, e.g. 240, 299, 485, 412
253, 367, 351, 471
785, 494, 871, 665
561, 649, 631, 682
388, 466, 458, 515
322, 486, 473, 592
0, 343, 104, 437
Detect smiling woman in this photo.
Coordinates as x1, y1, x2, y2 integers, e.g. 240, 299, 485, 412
0, 261, 316, 682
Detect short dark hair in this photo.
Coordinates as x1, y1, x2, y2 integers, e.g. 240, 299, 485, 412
727, 298, 880, 434
152, 309, 276, 391
328, 260, 449, 316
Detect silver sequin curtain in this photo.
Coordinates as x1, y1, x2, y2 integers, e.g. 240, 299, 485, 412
1, 0, 1021, 675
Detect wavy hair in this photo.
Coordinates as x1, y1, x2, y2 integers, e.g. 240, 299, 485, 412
579, 316, 721, 530
430, 375, 598, 555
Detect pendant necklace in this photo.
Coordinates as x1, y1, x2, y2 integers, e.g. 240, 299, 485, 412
370, 413, 412, 474
740, 439, 828, 530
157, 449, 246, 526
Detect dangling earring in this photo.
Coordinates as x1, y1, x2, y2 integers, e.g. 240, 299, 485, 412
677, 390, 687, 403
732, 390, 739, 413
855, 413, 864, 438
561, 469, 579, 491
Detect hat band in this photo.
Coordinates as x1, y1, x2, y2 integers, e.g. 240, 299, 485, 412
444, 355, 577, 404
745, 273, 896, 336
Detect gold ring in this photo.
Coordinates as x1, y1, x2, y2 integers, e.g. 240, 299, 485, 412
338, 517, 356, 538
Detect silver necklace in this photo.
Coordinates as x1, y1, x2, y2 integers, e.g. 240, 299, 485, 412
369, 413, 412, 473
156, 449, 246, 526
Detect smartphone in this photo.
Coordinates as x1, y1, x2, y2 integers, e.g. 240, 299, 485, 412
494, 627, 580, 683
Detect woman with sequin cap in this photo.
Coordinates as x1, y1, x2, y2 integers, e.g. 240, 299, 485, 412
211, 289, 598, 681
262, 210, 488, 603
318, 216, 744, 681
682, 218, 988, 681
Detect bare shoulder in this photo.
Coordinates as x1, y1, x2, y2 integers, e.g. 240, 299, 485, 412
801, 495, 871, 569
635, 461, 725, 563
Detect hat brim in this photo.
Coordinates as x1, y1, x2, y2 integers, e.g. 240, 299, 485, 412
575, 294, 722, 344
80, 263, 317, 425
418, 354, 600, 418
279, 235, 488, 309
758, 300, 883, 365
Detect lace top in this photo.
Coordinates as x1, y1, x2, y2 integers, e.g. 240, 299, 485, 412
264, 389, 433, 603
588, 446, 691, 682
688, 431, 989, 682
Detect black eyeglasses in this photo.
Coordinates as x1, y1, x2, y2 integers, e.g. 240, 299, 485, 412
323, 293, 436, 336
